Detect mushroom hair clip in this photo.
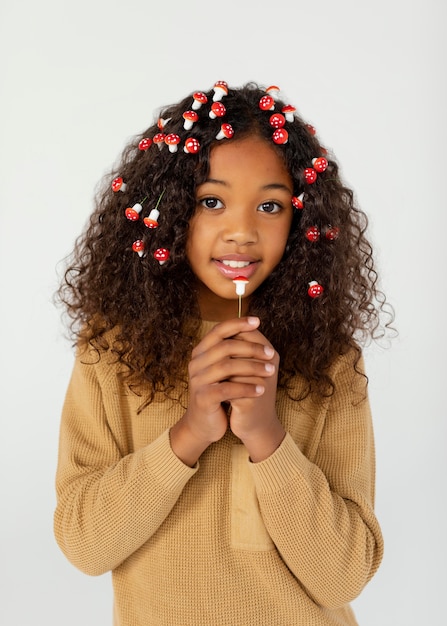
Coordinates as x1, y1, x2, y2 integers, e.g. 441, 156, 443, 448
257, 85, 298, 145
213, 80, 229, 102
303, 157, 328, 184
143, 190, 165, 229
292, 194, 304, 210
307, 281, 324, 298
153, 247, 170, 265
132, 239, 145, 258
192, 91, 208, 110
125, 202, 144, 221
112, 176, 127, 193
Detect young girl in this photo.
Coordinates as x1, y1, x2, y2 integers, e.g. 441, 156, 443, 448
54, 81, 391, 625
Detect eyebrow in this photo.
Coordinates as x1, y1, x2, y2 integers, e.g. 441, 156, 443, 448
203, 179, 292, 193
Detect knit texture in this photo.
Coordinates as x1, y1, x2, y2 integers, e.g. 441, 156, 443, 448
54, 321, 383, 625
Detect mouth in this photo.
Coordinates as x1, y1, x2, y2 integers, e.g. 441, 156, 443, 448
213, 255, 260, 280
221, 259, 251, 269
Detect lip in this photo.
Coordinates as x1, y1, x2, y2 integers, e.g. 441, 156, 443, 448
216, 254, 258, 263
213, 256, 260, 280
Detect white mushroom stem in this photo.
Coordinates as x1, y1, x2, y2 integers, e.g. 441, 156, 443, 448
157, 117, 171, 129
148, 208, 160, 222
233, 280, 248, 296
213, 87, 226, 102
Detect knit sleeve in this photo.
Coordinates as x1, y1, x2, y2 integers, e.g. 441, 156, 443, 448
249, 353, 383, 609
54, 354, 198, 576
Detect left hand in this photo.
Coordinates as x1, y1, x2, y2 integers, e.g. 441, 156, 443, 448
228, 327, 286, 462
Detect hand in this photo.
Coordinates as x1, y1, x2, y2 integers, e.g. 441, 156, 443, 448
228, 327, 286, 462
170, 317, 277, 466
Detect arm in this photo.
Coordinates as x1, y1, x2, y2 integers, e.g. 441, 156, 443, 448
54, 353, 198, 576
249, 352, 383, 608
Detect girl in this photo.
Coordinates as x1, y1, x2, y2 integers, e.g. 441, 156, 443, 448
54, 81, 391, 625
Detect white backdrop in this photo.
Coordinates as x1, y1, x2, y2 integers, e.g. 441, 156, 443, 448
1, 1, 445, 624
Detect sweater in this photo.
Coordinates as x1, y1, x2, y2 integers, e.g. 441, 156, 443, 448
54, 320, 383, 626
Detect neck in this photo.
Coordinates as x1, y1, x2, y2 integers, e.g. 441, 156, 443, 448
197, 290, 250, 322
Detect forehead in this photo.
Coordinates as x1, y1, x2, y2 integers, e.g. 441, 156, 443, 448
207, 136, 292, 186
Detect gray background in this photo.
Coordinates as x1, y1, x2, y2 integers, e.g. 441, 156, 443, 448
1, 0, 445, 624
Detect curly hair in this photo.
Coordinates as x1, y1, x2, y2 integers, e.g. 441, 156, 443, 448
57, 81, 393, 402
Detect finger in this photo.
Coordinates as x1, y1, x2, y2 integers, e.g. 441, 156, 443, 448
232, 325, 276, 345
191, 357, 276, 388
218, 380, 266, 402
189, 337, 274, 379
192, 379, 265, 410
193, 317, 260, 357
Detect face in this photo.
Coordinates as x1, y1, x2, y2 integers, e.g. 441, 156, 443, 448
186, 136, 294, 321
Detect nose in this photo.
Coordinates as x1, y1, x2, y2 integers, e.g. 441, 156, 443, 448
221, 207, 258, 246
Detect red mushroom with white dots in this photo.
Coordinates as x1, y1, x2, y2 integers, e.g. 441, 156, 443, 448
132, 240, 145, 257
165, 133, 181, 153
282, 105, 296, 122
192, 91, 208, 110
153, 248, 170, 265
325, 226, 340, 241
305, 226, 321, 242
143, 209, 160, 229
259, 95, 275, 111
272, 128, 288, 145
269, 113, 286, 129
125, 203, 143, 221
209, 102, 226, 119
312, 156, 328, 173
153, 133, 166, 150
213, 80, 228, 101
216, 123, 234, 140
292, 193, 304, 210
304, 168, 317, 184
308, 281, 324, 298
183, 137, 200, 154
183, 110, 199, 130
111, 176, 127, 193
138, 138, 152, 151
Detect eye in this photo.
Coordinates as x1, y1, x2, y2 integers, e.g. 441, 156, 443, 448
199, 197, 224, 210
258, 201, 282, 214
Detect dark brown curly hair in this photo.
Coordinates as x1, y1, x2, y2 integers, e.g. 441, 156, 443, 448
57, 81, 393, 402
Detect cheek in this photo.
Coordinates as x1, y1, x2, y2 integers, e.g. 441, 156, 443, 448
185, 217, 209, 266
185, 219, 199, 260
270, 217, 293, 253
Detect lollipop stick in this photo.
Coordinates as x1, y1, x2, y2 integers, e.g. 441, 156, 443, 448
238, 295, 242, 318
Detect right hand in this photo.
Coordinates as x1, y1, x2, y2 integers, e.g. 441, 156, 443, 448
169, 317, 276, 465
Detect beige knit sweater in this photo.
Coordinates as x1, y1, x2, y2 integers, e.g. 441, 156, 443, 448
54, 321, 383, 625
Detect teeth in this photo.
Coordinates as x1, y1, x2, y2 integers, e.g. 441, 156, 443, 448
221, 260, 251, 268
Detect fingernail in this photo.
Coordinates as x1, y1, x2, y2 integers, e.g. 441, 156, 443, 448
264, 346, 275, 357
247, 316, 260, 326
265, 363, 275, 373
255, 385, 265, 394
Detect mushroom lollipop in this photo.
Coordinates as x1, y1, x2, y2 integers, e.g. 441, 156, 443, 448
232, 276, 249, 318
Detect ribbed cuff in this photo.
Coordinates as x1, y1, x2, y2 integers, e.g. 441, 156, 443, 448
249, 432, 307, 494
142, 429, 199, 492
